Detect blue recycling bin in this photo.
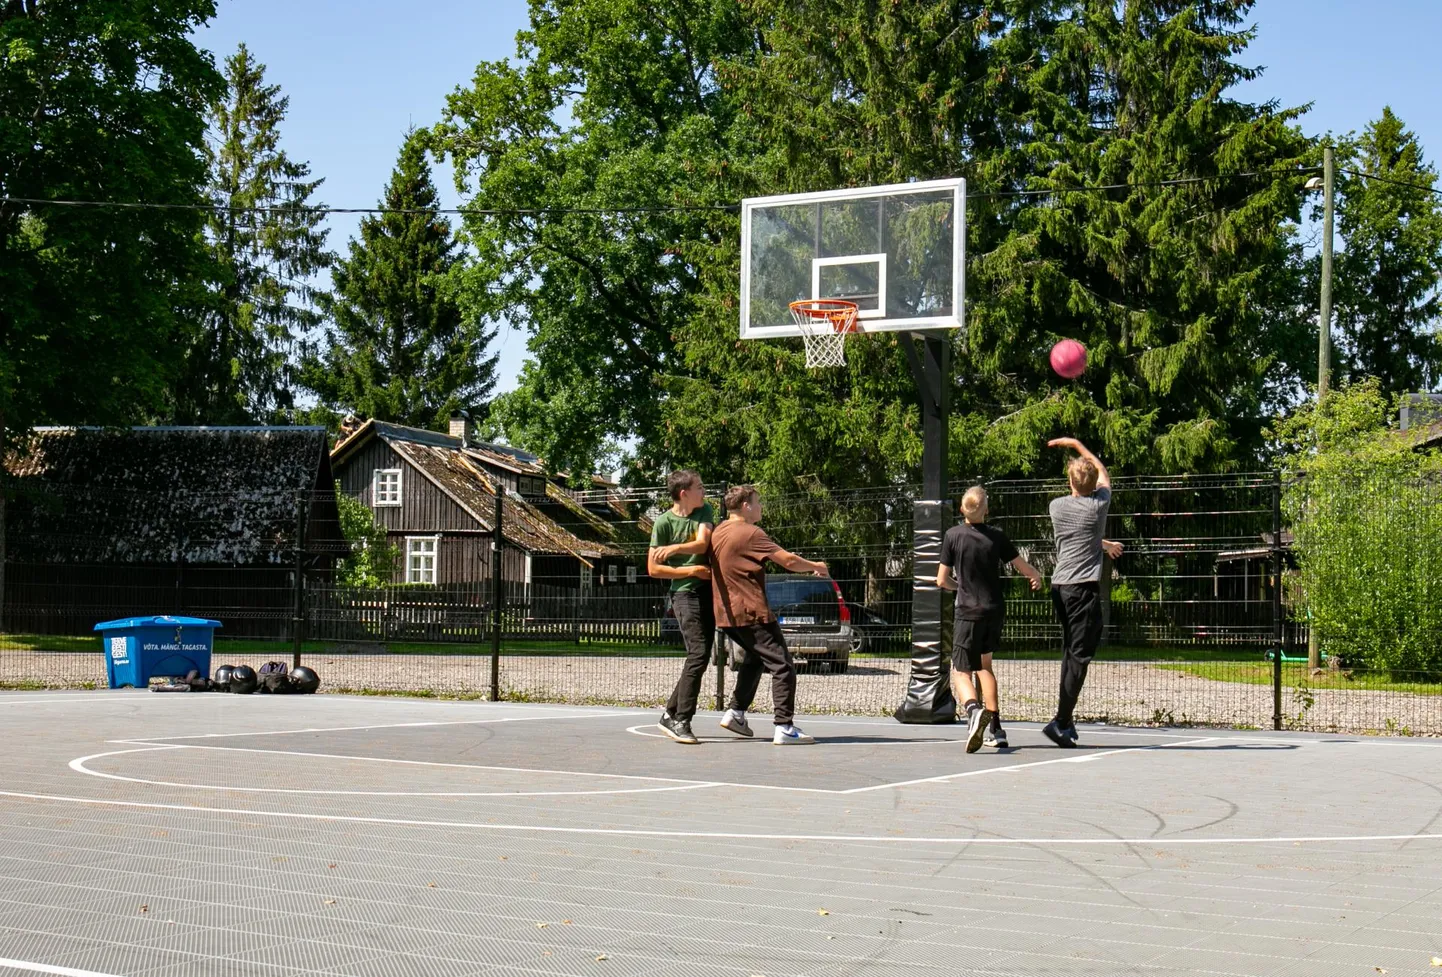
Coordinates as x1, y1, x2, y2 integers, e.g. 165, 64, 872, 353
94, 616, 221, 689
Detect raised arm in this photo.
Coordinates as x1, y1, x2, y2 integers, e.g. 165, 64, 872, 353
772, 547, 828, 578
1047, 437, 1111, 489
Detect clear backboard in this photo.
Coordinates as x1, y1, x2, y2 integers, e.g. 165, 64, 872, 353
739, 178, 965, 340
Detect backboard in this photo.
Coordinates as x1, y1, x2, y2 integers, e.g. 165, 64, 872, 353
739, 178, 965, 340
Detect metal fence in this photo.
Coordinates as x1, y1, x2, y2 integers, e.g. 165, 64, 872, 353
1, 473, 1438, 736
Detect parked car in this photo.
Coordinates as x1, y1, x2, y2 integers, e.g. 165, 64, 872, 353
717, 574, 859, 673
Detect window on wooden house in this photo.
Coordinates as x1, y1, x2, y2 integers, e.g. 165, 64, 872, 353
406, 536, 438, 584
374, 469, 403, 506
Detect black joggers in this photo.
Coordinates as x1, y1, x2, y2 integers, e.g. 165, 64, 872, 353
1051, 582, 1103, 728
722, 620, 797, 726
664, 586, 715, 722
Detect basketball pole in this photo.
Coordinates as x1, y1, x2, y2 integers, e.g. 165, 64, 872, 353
895, 331, 958, 724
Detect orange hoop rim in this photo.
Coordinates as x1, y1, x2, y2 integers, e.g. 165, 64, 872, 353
789, 299, 860, 333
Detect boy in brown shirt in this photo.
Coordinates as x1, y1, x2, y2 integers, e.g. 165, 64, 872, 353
710, 484, 829, 745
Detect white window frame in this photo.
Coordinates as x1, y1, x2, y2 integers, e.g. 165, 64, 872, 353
580, 564, 594, 591
373, 468, 403, 507
607, 565, 618, 583
405, 536, 439, 584
626, 565, 637, 585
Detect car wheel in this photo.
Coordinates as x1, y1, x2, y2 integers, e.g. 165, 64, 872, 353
848, 631, 865, 655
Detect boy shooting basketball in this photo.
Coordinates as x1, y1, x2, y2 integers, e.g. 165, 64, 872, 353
1044, 438, 1124, 748
649, 470, 716, 745
710, 484, 828, 745
937, 486, 1043, 752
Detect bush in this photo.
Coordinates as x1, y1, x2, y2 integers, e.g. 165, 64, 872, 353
1275, 380, 1442, 673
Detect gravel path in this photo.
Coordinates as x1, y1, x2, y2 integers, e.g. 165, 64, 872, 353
4, 651, 1437, 736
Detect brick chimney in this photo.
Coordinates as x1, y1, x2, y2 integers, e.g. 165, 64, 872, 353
448, 410, 470, 447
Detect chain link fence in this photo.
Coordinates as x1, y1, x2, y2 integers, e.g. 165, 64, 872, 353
2, 473, 1438, 735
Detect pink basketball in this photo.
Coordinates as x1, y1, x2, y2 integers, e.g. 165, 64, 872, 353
1049, 339, 1087, 379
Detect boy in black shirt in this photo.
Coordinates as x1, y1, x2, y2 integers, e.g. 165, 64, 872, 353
937, 486, 1043, 752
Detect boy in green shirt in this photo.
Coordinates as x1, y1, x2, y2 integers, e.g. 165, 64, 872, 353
650, 470, 716, 744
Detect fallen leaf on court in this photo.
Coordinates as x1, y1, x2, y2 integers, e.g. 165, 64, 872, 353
138, 905, 148, 913
328, 863, 337, 869
1430, 957, 1442, 967
536, 922, 548, 929
594, 954, 608, 962
826, 936, 835, 941
543, 951, 552, 957
817, 909, 830, 916
323, 899, 336, 905
1375, 969, 1386, 974
427, 882, 437, 888
562, 919, 573, 925
499, 856, 508, 861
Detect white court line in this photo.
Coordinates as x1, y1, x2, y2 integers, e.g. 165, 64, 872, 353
114, 709, 653, 743
104, 741, 723, 787
2, 786, 1440, 846
626, 723, 968, 746
837, 736, 1221, 794
0, 958, 126, 977
69, 745, 720, 798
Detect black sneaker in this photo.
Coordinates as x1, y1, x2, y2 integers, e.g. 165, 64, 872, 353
1042, 719, 1077, 748
984, 723, 1008, 749
1063, 724, 1079, 743
659, 714, 698, 744
965, 707, 992, 754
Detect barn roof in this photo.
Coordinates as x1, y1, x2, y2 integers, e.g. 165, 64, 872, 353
4, 426, 336, 566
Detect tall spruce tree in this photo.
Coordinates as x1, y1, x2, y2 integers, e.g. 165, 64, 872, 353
176, 44, 331, 424
1330, 108, 1442, 394
301, 134, 496, 430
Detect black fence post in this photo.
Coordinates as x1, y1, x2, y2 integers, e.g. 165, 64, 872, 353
1272, 471, 1283, 731
292, 491, 306, 671
714, 482, 728, 713
490, 484, 504, 702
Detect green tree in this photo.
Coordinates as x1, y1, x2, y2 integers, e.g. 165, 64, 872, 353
436, 0, 1313, 485
176, 44, 331, 424
0, 1, 222, 433
301, 134, 497, 430
1328, 108, 1442, 394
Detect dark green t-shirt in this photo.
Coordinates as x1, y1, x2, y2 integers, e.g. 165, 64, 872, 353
650, 502, 716, 592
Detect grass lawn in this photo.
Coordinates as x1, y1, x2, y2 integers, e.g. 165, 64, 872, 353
1156, 660, 1442, 696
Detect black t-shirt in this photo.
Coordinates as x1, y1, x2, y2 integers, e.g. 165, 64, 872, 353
939, 522, 1020, 621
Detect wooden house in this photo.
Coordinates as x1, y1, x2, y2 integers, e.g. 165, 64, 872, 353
328, 419, 645, 589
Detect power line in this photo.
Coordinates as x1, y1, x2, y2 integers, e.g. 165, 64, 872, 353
0, 165, 1327, 217
1338, 166, 1442, 198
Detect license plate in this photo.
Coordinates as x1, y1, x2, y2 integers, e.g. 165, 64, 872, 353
780, 616, 815, 625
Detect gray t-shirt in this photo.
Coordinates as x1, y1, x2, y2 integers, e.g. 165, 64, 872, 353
1049, 486, 1111, 585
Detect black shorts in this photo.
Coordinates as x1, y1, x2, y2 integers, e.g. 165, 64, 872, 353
952, 612, 1003, 672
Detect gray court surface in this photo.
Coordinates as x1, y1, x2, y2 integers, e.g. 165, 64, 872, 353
1, 693, 1440, 977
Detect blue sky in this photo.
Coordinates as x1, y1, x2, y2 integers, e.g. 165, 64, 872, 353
194, 0, 1442, 394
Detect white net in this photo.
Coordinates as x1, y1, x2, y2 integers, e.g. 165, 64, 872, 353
789, 301, 858, 368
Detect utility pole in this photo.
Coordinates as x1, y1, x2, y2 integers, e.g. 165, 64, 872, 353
1318, 145, 1334, 398
1308, 146, 1335, 669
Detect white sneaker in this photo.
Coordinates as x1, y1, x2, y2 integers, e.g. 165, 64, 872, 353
773, 723, 815, 745
719, 709, 754, 738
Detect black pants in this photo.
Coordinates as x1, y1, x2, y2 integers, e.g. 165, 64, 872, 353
1051, 583, 1103, 728
664, 586, 715, 722
722, 620, 797, 725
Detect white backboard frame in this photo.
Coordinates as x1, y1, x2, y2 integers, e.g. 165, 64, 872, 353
739, 178, 965, 340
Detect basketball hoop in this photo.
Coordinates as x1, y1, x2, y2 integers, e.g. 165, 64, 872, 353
789, 299, 859, 368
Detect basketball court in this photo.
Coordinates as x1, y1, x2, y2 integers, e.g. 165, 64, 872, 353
1, 690, 1440, 976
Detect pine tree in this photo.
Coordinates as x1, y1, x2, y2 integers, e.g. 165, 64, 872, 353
1330, 108, 1442, 394
301, 133, 497, 429
176, 44, 331, 424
